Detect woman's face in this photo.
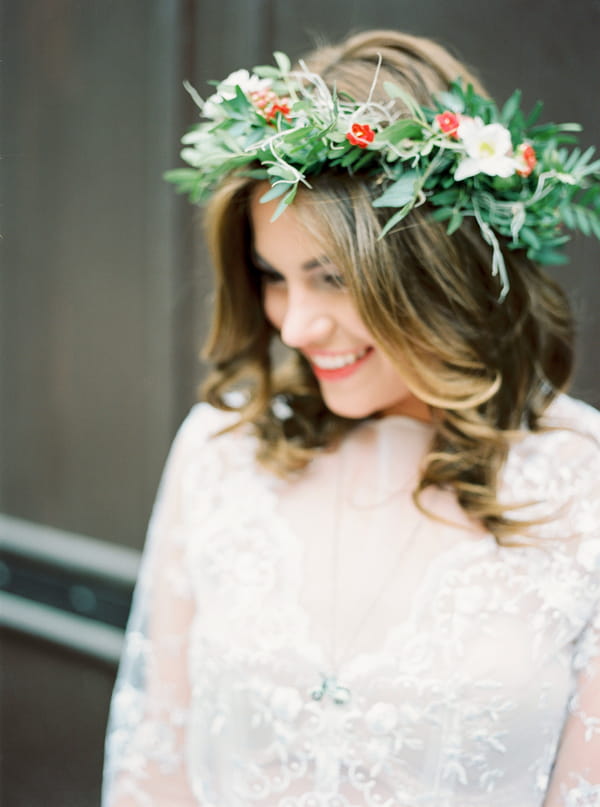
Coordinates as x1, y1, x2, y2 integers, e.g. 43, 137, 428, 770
250, 190, 431, 422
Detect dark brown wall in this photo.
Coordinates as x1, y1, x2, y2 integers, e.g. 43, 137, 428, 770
1, 0, 202, 549
2, 0, 599, 551
1, 629, 116, 807
1, 2, 599, 806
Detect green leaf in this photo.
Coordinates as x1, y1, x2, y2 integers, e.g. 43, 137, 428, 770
271, 194, 292, 221
378, 204, 413, 238
328, 130, 349, 143
447, 209, 464, 235
437, 86, 465, 114
253, 65, 281, 79
242, 168, 270, 180
429, 189, 460, 205
534, 248, 570, 265
372, 170, 419, 208
430, 206, 454, 221
492, 175, 520, 193
560, 205, 576, 229
163, 168, 198, 184
573, 146, 599, 176
273, 51, 291, 74
557, 123, 584, 132
500, 89, 522, 125
226, 84, 253, 112
352, 150, 378, 172
580, 158, 600, 177
260, 183, 291, 203
376, 119, 424, 143
219, 130, 246, 153
509, 108, 525, 135
340, 148, 365, 168
581, 187, 600, 207
564, 147, 582, 172
519, 226, 542, 250
440, 173, 457, 189
524, 100, 544, 128
265, 162, 299, 182
283, 185, 297, 205
547, 233, 572, 247
574, 206, 591, 235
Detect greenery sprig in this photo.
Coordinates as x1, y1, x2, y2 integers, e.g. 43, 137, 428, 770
165, 52, 600, 300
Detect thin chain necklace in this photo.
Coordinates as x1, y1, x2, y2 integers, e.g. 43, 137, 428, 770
310, 435, 422, 706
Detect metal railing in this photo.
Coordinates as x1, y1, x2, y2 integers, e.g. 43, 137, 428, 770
0, 514, 140, 664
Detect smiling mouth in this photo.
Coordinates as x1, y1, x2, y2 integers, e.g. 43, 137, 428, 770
308, 347, 373, 380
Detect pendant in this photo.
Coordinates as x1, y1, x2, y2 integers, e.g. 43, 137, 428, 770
310, 675, 351, 706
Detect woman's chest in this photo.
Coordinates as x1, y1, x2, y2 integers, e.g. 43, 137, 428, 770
175, 428, 597, 804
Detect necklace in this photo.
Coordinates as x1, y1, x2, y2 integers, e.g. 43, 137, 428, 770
310, 434, 423, 706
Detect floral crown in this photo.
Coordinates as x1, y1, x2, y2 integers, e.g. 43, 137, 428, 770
165, 52, 600, 300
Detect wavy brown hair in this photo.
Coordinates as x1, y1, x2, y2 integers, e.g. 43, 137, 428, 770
200, 30, 574, 543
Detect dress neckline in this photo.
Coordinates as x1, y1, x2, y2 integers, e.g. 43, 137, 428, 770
362, 412, 435, 432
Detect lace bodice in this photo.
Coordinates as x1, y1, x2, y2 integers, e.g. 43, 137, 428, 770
102, 395, 600, 807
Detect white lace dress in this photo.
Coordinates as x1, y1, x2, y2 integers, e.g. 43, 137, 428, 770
102, 395, 600, 807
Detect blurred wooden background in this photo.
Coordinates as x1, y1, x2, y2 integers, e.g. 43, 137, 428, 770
1, 1, 599, 805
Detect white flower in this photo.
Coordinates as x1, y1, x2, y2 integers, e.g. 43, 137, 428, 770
203, 69, 272, 118
454, 116, 516, 181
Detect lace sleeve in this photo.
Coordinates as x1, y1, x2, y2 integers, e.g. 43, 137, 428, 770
543, 592, 600, 806
541, 400, 600, 806
102, 406, 225, 807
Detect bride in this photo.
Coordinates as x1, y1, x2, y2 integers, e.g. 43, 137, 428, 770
102, 29, 600, 807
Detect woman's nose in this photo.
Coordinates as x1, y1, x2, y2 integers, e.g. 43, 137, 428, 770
278, 291, 335, 348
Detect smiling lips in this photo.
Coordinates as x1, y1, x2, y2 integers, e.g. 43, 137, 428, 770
307, 346, 374, 380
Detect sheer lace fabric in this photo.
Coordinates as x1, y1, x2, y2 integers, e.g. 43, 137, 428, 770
103, 395, 600, 807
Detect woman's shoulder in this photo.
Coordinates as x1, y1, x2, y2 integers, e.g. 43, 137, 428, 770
501, 394, 600, 543
509, 393, 600, 461
178, 401, 244, 440
164, 401, 255, 472
542, 392, 600, 437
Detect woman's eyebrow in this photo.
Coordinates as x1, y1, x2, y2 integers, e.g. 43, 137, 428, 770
302, 256, 332, 270
252, 250, 332, 271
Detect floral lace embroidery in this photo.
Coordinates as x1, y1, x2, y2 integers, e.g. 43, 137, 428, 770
103, 397, 600, 807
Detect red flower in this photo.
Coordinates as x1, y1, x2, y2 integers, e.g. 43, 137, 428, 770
515, 143, 537, 177
264, 100, 292, 123
249, 89, 292, 123
346, 123, 375, 148
435, 110, 460, 138
250, 89, 277, 110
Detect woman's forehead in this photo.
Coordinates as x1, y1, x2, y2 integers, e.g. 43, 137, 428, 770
249, 190, 322, 264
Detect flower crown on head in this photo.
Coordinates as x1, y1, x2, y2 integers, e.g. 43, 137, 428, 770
165, 51, 600, 300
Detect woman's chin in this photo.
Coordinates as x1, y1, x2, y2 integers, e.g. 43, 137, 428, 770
322, 392, 431, 423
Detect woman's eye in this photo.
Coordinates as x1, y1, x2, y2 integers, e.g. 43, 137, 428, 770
257, 267, 285, 285
322, 273, 345, 289
253, 262, 345, 289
